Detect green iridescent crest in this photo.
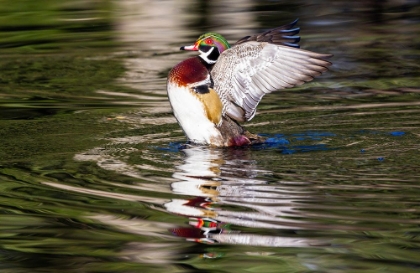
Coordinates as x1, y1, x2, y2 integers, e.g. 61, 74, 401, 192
197, 32, 231, 54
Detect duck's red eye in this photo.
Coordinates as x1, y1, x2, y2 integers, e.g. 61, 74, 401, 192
204, 38, 212, 45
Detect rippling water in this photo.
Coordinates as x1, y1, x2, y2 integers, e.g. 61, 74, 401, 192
1, 1, 420, 272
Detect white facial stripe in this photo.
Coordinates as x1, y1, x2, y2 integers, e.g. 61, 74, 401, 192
199, 47, 217, 64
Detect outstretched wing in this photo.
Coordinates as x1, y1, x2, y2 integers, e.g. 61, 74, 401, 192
234, 18, 301, 48
211, 42, 332, 122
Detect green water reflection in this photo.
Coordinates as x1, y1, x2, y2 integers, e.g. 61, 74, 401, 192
0, 0, 115, 52
1, 1, 420, 273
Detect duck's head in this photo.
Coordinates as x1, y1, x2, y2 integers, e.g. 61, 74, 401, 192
180, 33, 231, 64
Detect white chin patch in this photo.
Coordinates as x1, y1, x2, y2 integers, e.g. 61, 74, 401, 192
200, 47, 216, 64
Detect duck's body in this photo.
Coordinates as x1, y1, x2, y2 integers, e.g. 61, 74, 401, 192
168, 56, 258, 146
167, 20, 331, 147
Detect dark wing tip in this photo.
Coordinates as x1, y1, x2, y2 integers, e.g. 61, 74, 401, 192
235, 35, 251, 45
234, 19, 301, 48
280, 27, 300, 34
290, 18, 299, 27
282, 42, 300, 48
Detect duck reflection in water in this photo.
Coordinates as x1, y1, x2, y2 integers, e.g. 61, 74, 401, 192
165, 146, 326, 247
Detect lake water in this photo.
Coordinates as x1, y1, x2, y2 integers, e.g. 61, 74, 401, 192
1, 1, 420, 272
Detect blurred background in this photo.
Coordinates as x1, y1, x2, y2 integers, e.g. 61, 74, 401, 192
1, 0, 419, 51
1, 0, 419, 117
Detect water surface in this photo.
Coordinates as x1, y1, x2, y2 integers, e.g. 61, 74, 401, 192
1, 1, 420, 272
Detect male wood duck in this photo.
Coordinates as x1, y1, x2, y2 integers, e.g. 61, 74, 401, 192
167, 19, 332, 147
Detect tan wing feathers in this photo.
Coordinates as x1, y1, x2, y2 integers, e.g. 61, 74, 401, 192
271, 61, 319, 82
211, 41, 332, 122
270, 64, 315, 82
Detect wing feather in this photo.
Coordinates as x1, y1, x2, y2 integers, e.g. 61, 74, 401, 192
234, 19, 301, 48
271, 64, 315, 82
272, 62, 318, 81
211, 41, 332, 121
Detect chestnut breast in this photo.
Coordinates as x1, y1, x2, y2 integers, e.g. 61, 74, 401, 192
169, 57, 210, 86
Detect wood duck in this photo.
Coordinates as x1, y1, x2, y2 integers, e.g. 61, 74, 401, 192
167, 19, 332, 147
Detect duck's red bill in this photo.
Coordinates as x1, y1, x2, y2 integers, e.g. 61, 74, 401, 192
180, 44, 198, 51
